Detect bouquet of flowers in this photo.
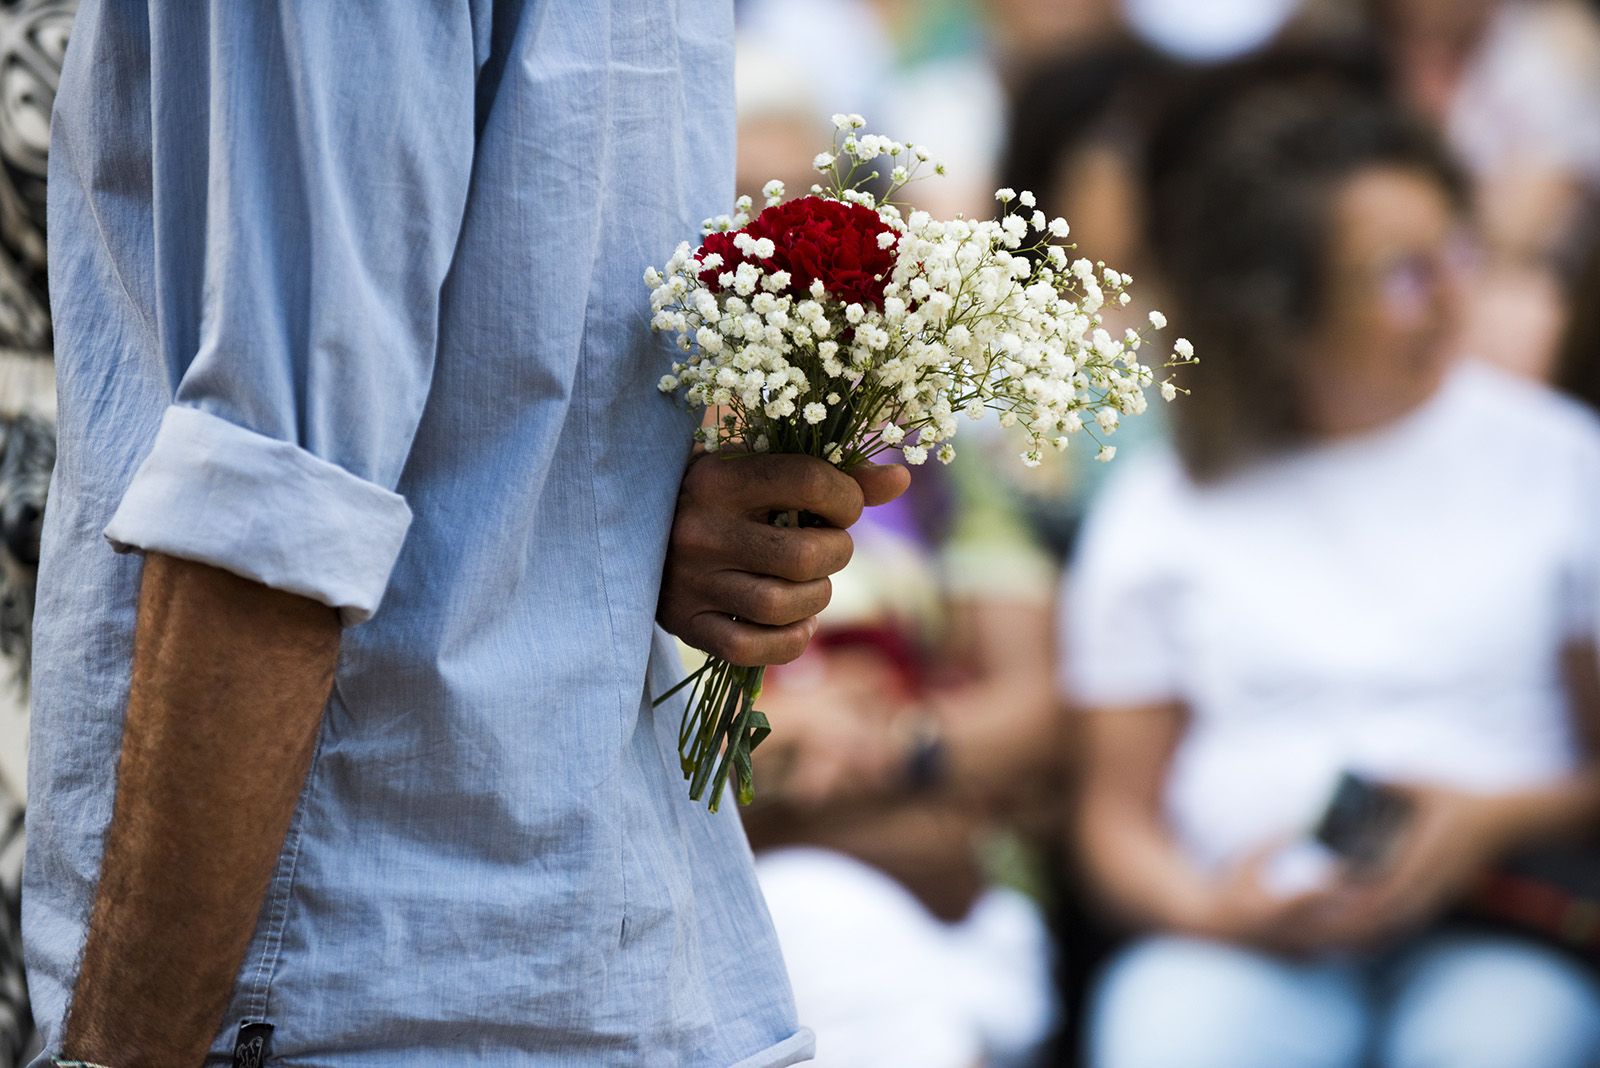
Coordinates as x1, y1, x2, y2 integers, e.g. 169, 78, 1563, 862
649, 115, 1194, 811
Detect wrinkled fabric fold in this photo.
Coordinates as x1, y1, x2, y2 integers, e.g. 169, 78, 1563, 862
104, 405, 412, 625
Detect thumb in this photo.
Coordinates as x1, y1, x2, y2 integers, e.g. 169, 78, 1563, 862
847, 462, 911, 508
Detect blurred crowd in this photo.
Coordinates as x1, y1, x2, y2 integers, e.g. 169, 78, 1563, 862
0, 0, 1598, 1065
730, 0, 1600, 1066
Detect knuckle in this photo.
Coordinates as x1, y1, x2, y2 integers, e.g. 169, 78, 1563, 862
728, 631, 764, 667
681, 455, 715, 496
756, 529, 803, 580
752, 582, 794, 625
686, 454, 736, 501
795, 461, 834, 505
789, 538, 825, 580
830, 476, 866, 527
773, 630, 809, 665
674, 513, 724, 560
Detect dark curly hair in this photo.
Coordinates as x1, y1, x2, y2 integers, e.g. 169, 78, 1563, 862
1143, 52, 1468, 480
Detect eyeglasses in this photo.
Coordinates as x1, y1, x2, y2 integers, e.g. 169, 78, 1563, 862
1336, 232, 1480, 320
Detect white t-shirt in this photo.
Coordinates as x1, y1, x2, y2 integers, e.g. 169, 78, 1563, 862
1060, 362, 1600, 870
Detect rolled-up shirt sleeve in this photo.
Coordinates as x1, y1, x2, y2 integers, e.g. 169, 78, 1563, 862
102, 2, 478, 625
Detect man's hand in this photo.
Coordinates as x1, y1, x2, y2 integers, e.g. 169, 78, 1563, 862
658, 452, 909, 666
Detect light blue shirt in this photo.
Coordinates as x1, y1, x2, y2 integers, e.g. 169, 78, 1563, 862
27, 2, 811, 1064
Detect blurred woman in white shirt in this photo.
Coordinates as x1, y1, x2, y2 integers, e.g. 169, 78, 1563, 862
1062, 73, 1600, 1068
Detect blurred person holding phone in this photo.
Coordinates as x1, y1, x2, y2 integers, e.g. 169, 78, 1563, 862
1061, 75, 1600, 1068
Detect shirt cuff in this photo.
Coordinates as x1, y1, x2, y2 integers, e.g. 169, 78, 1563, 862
104, 405, 413, 625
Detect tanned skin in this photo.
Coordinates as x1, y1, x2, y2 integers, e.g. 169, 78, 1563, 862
61, 553, 341, 1066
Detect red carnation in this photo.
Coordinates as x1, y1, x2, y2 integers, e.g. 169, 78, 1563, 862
697, 196, 898, 310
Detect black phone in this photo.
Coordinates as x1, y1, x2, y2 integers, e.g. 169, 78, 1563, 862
1312, 771, 1414, 873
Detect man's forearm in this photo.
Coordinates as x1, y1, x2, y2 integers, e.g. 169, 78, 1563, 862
62, 554, 340, 1067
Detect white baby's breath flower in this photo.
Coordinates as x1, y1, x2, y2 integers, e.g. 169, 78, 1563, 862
995, 187, 1016, 203
763, 179, 785, 204
1148, 310, 1167, 329
646, 123, 1181, 498
1174, 337, 1195, 358
1095, 445, 1116, 463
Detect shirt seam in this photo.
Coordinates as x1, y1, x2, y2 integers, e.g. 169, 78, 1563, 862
54, 151, 161, 356
578, 27, 629, 948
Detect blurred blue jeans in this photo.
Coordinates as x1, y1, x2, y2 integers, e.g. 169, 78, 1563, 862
1090, 932, 1600, 1068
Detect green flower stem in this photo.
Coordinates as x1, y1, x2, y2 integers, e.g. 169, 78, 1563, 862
658, 655, 773, 813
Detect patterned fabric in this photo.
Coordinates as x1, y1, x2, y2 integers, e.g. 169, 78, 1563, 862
0, 2, 74, 1064
0, 0, 71, 353
0, 410, 49, 675
0, 797, 29, 1067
